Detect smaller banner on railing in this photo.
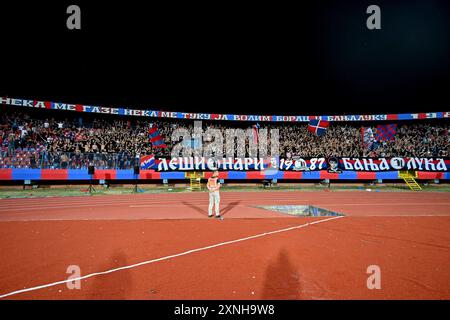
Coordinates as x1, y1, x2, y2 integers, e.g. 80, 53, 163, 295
140, 155, 155, 169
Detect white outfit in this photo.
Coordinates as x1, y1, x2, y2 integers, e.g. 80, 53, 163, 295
207, 177, 221, 216
208, 190, 220, 216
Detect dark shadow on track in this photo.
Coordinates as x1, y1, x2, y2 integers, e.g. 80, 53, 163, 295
261, 248, 301, 299
221, 201, 241, 216
87, 251, 132, 299
181, 201, 209, 217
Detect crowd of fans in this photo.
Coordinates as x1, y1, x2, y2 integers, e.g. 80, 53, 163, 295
0, 108, 448, 169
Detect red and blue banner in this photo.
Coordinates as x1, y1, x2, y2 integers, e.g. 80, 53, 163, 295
0, 168, 449, 181
308, 119, 329, 136
145, 156, 450, 172
376, 124, 397, 141
149, 126, 167, 148
140, 155, 155, 169
2, 97, 449, 123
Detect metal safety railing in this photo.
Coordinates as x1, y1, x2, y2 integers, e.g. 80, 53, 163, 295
0, 150, 141, 169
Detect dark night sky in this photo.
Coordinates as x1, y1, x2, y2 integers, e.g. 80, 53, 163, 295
0, 0, 449, 115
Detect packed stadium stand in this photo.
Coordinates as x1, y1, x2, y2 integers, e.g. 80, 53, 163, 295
0, 104, 448, 170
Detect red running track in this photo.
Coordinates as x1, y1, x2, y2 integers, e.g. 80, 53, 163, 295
0, 191, 449, 299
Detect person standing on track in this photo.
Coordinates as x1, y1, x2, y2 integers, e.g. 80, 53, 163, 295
207, 170, 222, 219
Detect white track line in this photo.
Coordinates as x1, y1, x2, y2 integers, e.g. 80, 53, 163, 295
128, 202, 450, 208
0, 196, 312, 203
0, 199, 310, 209
0, 194, 306, 201
1, 196, 447, 206
0, 215, 343, 299
0, 201, 305, 212
0, 198, 304, 208
0, 202, 449, 212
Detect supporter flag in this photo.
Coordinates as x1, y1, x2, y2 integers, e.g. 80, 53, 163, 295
307, 119, 329, 136
376, 124, 397, 141
140, 154, 155, 169
252, 123, 260, 144
361, 127, 374, 147
149, 126, 167, 148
